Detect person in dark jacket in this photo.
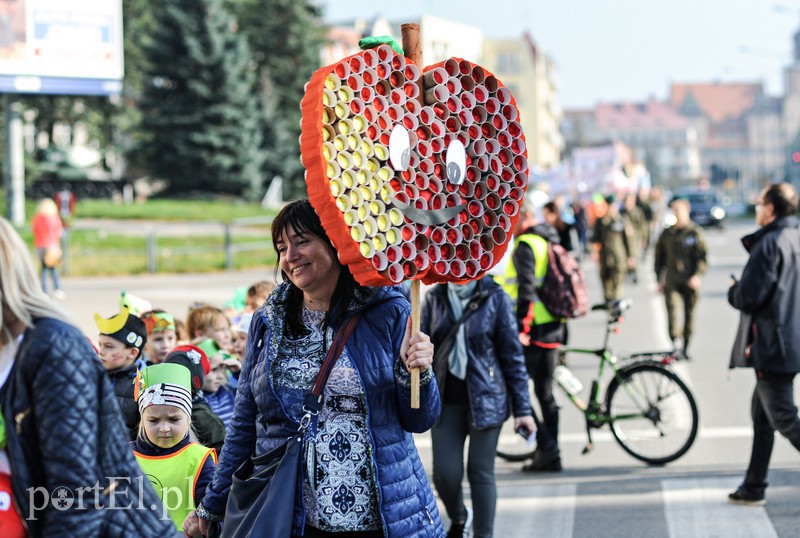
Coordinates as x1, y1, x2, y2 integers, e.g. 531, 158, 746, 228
422, 277, 535, 538
197, 200, 444, 537
165, 344, 227, 455
0, 217, 174, 537
500, 192, 567, 472
95, 306, 148, 440
727, 183, 800, 506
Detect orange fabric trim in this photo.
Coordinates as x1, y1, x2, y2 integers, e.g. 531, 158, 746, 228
533, 341, 560, 349
192, 449, 217, 502
521, 302, 535, 335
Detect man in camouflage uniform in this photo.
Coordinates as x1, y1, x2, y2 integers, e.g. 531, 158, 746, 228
622, 192, 647, 284
591, 194, 634, 302
654, 197, 708, 358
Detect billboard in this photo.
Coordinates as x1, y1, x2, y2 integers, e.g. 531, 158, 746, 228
0, 0, 123, 96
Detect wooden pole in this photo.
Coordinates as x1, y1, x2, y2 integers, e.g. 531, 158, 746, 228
401, 23, 423, 409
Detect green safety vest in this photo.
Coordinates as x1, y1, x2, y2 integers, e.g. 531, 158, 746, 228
499, 234, 556, 325
134, 443, 216, 530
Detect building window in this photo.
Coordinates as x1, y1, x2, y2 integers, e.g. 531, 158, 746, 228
496, 52, 519, 74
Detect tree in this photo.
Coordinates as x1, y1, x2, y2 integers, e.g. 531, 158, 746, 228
136, 0, 266, 198
223, 0, 325, 198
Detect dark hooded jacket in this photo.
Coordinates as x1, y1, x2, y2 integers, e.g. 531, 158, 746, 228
421, 277, 532, 429
2, 318, 173, 537
728, 216, 800, 373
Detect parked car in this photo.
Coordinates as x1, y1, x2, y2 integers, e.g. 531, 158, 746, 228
670, 190, 726, 228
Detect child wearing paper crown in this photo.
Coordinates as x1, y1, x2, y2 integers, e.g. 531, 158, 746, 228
95, 306, 148, 440
132, 363, 217, 537
140, 309, 178, 364
165, 345, 226, 455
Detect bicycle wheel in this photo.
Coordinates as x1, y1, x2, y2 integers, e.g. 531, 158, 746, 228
605, 362, 698, 465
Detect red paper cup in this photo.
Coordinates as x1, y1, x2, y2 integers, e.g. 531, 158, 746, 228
484, 75, 498, 94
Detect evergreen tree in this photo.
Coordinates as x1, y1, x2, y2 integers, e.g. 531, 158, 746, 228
223, 0, 325, 198
137, 0, 265, 198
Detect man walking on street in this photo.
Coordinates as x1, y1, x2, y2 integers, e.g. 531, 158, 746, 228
727, 182, 800, 506
590, 194, 634, 302
654, 197, 707, 359
501, 192, 566, 472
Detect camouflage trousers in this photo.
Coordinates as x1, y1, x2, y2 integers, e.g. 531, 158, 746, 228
599, 266, 626, 302
664, 283, 698, 344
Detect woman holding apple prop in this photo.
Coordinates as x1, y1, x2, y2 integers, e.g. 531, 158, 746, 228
198, 200, 444, 537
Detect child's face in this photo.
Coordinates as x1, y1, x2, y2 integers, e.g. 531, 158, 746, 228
233, 332, 247, 357
207, 315, 232, 350
245, 295, 264, 313
202, 354, 227, 393
97, 335, 139, 371
146, 330, 177, 364
142, 405, 190, 449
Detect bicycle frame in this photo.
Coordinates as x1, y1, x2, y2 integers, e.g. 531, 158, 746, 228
556, 302, 678, 455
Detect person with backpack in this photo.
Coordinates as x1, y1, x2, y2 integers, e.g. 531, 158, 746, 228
501, 191, 567, 472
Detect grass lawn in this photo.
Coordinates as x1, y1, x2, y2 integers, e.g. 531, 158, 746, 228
10, 197, 280, 275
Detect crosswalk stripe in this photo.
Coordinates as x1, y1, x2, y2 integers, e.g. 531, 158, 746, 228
494, 484, 577, 538
662, 478, 777, 538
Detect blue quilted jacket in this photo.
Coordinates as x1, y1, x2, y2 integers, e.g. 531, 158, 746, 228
203, 283, 445, 537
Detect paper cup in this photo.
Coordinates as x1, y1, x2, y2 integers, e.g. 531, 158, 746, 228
337, 86, 354, 103
514, 155, 529, 173
324, 75, 341, 92
329, 177, 344, 197
511, 138, 526, 155
326, 160, 342, 178
460, 75, 475, 93
347, 74, 364, 92
350, 223, 366, 242
486, 192, 501, 211
434, 259, 450, 275
335, 194, 353, 212
402, 112, 419, 131
503, 198, 519, 217
334, 102, 350, 120
387, 103, 403, 121
423, 67, 448, 86
373, 94, 389, 113
473, 84, 488, 104
390, 87, 407, 106
403, 81, 420, 100
444, 58, 460, 77
414, 252, 430, 271
485, 97, 500, 115
445, 115, 463, 133
360, 85, 375, 103
423, 84, 449, 106
508, 121, 522, 138
387, 263, 404, 283
334, 61, 351, 79
496, 87, 512, 105
372, 252, 389, 271
484, 75, 498, 94
322, 124, 336, 142
458, 108, 474, 127
440, 242, 456, 261
450, 259, 466, 278
341, 169, 357, 189
405, 63, 420, 81
405, 98, 420, 115
375, 79, 391, 97
372, 233, 387, 252
480, 122, 497, 140
492, 114, 508, 132
360, 240, 376, 258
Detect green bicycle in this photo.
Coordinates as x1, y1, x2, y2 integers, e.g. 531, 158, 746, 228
497, 299, 699, 466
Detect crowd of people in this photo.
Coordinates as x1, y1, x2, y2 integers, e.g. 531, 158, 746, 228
1, 182, 798, 536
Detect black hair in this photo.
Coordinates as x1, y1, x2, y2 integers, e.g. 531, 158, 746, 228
271, 200, 367, 335
763, 183, 799, 218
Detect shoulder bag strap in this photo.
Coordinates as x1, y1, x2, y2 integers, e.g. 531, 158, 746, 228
433, 289, 488, 362
303, 313, 362, 414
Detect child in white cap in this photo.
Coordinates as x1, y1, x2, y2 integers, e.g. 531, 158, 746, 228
131, 363, 217, 536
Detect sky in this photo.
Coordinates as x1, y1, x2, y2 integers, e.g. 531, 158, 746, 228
321, 0, 800, 109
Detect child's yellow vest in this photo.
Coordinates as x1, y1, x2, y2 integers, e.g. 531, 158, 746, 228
134, 443, 217, 530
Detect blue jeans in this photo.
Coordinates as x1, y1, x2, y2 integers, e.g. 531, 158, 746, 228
37, 247, 61, 293
431, 403, 502, 538
742, 371, 800, 495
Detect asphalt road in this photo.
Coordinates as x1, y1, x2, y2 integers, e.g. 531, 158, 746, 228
55, 219, 799, 537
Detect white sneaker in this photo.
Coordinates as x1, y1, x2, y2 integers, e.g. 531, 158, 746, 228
53, 289, 66, 300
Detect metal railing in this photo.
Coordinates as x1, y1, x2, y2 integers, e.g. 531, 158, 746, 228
60, 215, 275, 275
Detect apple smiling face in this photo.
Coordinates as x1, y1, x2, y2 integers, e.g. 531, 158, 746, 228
300, 44, 528, 286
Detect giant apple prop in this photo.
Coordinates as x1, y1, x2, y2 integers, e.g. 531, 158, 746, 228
300, 43, 528, 286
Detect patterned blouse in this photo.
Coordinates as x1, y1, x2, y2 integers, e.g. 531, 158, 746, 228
271, 308, 381, 533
